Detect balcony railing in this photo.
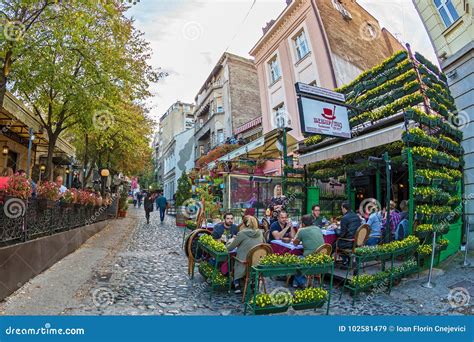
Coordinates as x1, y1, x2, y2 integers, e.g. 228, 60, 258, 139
0, 197, 118, 247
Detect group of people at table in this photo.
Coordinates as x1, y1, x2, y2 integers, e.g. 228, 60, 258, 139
206, 197, 408, 293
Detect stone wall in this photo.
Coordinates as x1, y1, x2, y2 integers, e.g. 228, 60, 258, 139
316, 0, 404, 84
0, 220, 110, 301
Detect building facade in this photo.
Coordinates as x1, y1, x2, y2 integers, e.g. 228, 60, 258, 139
162, 128, 195, 200
1, 92, 75, 182
153, 101, 195, 185
249, 0, 404, 142
193, 52, 261, 162
413, 0, 473, 225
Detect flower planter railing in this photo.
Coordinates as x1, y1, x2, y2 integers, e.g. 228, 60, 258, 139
0, 197, 118, 247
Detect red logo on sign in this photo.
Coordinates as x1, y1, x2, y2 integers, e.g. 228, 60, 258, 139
321, 106, 336, 120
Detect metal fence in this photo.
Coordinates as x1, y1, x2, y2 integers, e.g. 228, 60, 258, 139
0, 197, 119, 247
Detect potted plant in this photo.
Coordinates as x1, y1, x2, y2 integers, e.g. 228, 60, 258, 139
36, 181, 59, 210
176, 169, 192, 227
60, 189, 77, 209
249, 293, 291, 315
6, 173, 32, 202
292, 287, 328, 310
118, 190, 129, 218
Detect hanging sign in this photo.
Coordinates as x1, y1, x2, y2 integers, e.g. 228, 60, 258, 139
296, 82, 352, 139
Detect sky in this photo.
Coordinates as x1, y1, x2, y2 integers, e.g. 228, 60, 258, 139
126, 0, 438, 124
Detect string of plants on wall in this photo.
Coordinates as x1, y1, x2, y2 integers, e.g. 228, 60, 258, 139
395, 52, 464, 259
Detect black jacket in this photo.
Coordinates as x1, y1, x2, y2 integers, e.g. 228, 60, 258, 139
338, 211, 361, 239
144, 195, 154, 212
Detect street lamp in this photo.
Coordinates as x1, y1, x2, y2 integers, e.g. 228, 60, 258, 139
2, 144, 8, 156
39, 164, 46, 181
100, 168, 109, 195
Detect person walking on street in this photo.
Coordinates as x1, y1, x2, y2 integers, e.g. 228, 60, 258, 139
155, 191, 168, 223
144, 191, 157, 224
137, 191, 144, 208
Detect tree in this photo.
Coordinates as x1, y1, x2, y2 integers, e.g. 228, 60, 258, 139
8, 1, 160, 180
175, 169, 191, 206
0, 0, 57, 105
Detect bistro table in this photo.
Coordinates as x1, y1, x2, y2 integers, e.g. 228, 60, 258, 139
270, 230, 338, 255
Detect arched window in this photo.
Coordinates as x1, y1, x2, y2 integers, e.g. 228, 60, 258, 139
434, 0, 460, 27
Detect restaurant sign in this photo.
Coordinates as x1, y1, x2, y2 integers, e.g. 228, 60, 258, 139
296, 82, 351, 139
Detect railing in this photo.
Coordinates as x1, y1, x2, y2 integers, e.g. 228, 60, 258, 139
0, 197, 119, 247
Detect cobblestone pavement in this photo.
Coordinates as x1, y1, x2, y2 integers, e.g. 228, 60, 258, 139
65, 207, 473, 316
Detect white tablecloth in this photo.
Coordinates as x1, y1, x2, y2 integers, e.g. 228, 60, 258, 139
321, 229, 336, 235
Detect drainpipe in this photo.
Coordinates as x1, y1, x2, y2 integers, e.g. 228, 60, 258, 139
310, 0, 338, 88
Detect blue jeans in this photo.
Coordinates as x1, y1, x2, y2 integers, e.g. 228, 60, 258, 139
366, 237, 380, 246
159, 207, 166, 222
293, 255, 306, 287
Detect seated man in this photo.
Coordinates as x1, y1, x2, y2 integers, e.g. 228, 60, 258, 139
211, 212, 238, 240
335, 202, 362, 255
291, 214, 325, 288
268, 210, 295, 242
293, 214, 324, 256
310, 204, 324, 227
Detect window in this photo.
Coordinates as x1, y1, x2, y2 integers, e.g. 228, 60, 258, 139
268, 56, 281, 83
332, 0, 352, 20
434, 0, 460, 27
217, 129, 224, 144
273, 103, 290, 128
294, 30, 310, 60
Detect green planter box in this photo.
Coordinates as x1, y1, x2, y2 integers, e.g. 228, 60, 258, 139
415, 175, 430, 186
251, 304, 289, 315
292, 300, 326, 311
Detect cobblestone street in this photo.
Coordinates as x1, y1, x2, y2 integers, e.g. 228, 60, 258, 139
1, 207, 473, 316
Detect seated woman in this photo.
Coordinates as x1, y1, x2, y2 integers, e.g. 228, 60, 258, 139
366, 200, 383, 246
226, 215, 265, 294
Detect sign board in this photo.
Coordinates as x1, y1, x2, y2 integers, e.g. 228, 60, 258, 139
295, 82, 345, 102
296, 82, 351, 139
298, 96, 351, 138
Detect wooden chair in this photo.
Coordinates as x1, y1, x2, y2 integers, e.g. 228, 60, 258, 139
234, 243, 273, 302
334, 224, 371, 262
263, 230, 270, 243
185, 229, 212, 277
307, 243, 333, 287
261, 218, 270, 232
195, 208, 205, 229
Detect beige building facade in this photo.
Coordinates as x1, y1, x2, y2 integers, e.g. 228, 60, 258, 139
413, 0, 473, 224
249, 0, 404, 142
193, 52, 261, 161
